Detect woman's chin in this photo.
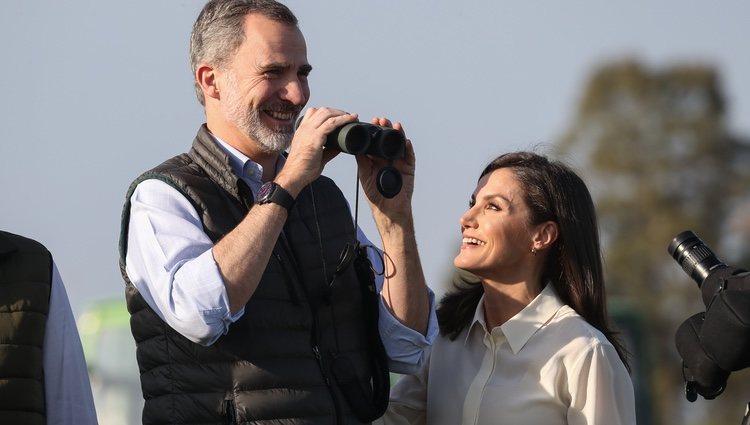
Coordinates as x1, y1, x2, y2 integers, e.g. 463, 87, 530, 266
453, 258, 475, 274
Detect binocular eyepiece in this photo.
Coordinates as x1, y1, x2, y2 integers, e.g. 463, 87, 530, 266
295, 115, 405, 198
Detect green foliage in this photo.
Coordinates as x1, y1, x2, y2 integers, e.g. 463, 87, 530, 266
557, 59, 750, 425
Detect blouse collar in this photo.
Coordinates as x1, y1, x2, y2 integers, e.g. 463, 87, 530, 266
466, 282, 567, 354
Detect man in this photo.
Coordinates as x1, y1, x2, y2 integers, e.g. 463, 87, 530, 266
0, 231, 98, 425
118, 1, 436, 424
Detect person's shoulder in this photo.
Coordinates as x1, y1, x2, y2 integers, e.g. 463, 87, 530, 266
314, 174, 338, 188
550, 306, 613, 348
308, 174, 347, 203
127, 125, 208, 186
0, 231, 49, 257
135, 152, 195, 182
126, 152, 198, 196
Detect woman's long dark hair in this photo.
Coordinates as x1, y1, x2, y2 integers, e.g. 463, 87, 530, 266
437, 151, 630, 370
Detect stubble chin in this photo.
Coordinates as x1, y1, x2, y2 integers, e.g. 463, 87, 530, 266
241, 110, 294, 154
251, 128, 292, 154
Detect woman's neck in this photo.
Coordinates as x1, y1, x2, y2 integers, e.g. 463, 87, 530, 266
481, 278, 543, 329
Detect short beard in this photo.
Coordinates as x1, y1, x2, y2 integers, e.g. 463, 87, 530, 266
244, 107, 295, 154
222, 73, 297, 154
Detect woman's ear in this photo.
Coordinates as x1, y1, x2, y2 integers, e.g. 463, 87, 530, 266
533, 221, 559, 251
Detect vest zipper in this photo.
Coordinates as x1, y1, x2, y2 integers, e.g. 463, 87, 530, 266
275, 238, 344, 424
223, 398, 237, 425
273, 251, 300, 305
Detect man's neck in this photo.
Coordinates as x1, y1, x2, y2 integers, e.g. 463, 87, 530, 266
257, 154, 280, 183
206, 120, 280, 182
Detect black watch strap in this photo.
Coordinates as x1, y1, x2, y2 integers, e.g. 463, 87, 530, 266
256, 182, 295, 211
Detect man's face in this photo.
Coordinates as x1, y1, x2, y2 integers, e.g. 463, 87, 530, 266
219, 14, 311, 153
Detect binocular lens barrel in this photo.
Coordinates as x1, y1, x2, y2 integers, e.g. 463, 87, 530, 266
366, 129, 405, 160
297, 116, 405, 161
326, 122, 405, 161
668, 230, 725, 287
329, 123, 370, 155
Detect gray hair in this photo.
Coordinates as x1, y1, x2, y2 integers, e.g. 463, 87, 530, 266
189, 0, 298, 105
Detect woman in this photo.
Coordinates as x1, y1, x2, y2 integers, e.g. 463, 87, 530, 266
381, 151, 636, 425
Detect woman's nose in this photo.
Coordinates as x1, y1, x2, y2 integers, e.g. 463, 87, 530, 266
459, 208, 476, 230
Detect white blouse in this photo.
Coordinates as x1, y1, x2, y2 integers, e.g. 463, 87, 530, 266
379, 283, 636, 425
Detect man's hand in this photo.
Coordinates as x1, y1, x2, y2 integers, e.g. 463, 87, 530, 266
275, 107, 358, 197
356, 117, 429, 335
355, 117, 416, 224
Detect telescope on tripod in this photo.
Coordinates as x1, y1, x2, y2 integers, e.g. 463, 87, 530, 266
668, 230, 750, 424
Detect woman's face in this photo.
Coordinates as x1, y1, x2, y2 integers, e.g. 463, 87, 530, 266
454, 168, 537, 281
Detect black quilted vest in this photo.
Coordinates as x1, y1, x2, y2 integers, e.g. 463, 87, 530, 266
0, 231, 51, 425
119, 125, 384, 424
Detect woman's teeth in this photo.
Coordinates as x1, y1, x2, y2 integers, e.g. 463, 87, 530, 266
463, 237, 485, 246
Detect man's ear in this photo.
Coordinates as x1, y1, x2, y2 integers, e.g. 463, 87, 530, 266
196, 63, 221, 100
533, 221, 559, 251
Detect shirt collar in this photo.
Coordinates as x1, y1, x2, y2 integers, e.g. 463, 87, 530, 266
210, 133, 286, 188
466, 295, 489, 344
465, 282, 567, 354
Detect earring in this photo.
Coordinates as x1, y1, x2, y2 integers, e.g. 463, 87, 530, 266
531, 247, 538, 255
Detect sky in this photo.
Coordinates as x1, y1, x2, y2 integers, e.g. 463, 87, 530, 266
2, 0, 749, 318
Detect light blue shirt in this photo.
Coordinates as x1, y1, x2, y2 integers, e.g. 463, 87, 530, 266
47, 262, 99, 425
124, 136, 436, 373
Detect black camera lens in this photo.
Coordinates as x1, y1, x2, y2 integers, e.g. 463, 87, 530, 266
668, 231, 725, 287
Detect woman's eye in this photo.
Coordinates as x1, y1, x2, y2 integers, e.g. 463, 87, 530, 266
486, 203, 500, 211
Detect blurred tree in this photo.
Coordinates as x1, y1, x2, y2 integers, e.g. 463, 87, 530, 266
556, 59, 750, 425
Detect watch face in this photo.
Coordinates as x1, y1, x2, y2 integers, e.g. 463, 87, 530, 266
257, 182, 273, 202
255, 181, 294, 210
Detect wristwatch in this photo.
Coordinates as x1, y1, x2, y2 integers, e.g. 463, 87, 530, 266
256, 182, 295, 212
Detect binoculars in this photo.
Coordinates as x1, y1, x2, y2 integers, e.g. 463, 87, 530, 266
296, 116, 405, 198
325, 122, 405, 161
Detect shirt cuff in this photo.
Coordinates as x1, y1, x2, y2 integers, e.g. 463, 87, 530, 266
378, 289, 438, 375
172, 249, 245, 345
